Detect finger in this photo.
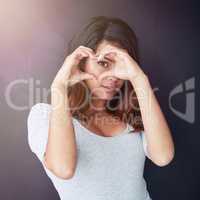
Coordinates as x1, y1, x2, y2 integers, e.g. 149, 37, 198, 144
69, 73, 96, 86
74, 51, 89, 61
104, 52, 117, 62
79, 45, 94, 53
73, 46, 93, 59
73, 51, 97, 67
80, 50, 97, 62
79, 73, 97, 81
96, 52, 116, 63
78, 46, 97, 59
98, 51, 123, 64
82, 49, 95, 58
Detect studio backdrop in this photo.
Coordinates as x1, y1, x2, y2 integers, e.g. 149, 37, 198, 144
0, 0, 199, 200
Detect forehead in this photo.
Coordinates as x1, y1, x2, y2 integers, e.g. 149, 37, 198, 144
95, 40, 126, 55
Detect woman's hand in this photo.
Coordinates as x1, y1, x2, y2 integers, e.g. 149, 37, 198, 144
97, 47, 145, 83
51, 46, 97, 89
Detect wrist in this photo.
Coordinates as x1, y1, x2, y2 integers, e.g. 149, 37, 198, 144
130, 71, 148, 84
51, 80, 69, 91
51, 83, 70, 108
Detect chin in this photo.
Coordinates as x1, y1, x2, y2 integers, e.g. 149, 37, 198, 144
96, 91, 116, 100
89, 86, 118, 100
99, 94, 113, 100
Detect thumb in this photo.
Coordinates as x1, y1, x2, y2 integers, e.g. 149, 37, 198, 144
79, 72, 97, 81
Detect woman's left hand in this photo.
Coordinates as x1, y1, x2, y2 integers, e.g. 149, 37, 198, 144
97, 47, 144, 83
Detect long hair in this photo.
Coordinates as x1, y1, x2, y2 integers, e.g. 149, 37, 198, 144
66, 16, 144, 133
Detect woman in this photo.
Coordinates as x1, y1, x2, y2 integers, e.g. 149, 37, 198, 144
27, 16, 174, 200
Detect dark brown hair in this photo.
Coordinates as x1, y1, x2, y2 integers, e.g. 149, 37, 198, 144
67, 16, 144, 132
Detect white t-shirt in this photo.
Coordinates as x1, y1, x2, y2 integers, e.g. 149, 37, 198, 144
27, 103, 152, 200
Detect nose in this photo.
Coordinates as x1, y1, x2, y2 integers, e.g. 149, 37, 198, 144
103, 76, 119, 87
106, 76, 118, 82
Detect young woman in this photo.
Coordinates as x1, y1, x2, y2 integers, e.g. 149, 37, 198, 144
27, 16, 174, 200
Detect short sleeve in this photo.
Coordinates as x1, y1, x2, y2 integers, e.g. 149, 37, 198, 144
27, 103, 52, 163
141, 131, 150, 159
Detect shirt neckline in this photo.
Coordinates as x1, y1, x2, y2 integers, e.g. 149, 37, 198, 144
73, 117, 134, 140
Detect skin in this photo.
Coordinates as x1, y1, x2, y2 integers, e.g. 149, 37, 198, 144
89, 40, 175, 167
83, 41, 124, 106
80, 40, 127, 136
44, 40, 175, 180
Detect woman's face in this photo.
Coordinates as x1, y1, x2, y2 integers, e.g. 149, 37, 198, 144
83, 40, 125, 100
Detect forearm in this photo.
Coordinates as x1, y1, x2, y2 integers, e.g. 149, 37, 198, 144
130, 73, 174, 166
45, 84, 77, 178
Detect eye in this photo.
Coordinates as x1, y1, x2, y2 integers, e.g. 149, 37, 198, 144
97, 60, 109, 68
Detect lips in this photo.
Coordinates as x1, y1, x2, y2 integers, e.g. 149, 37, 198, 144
101, 83, 116, 88
102, 85, 115, 90
101, 85, 116, 93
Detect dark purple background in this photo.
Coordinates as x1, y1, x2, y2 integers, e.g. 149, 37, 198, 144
0, 0, 199, 199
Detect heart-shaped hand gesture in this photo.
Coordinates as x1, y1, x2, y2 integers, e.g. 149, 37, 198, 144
97, 47, 144, 84
51, 46, 98, 88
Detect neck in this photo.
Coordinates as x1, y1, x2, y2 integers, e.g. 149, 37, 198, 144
88, 98, 107, 113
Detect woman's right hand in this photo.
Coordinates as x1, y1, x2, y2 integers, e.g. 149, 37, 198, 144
51, 46, 97, 89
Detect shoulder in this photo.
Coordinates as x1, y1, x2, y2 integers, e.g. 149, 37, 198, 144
27, 102, 78, 129
27, 103, 52, 123
28, 103, 52, 118
27, 103, 52, 139
27, 102, 79, 130
27, 103, 52, 161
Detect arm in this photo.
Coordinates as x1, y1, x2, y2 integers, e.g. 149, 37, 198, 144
95, 47, 175, 167
43, 46, 96, 179
130, 72, 175, 167
44, 84, 77, 179
94, 47, 175, 167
